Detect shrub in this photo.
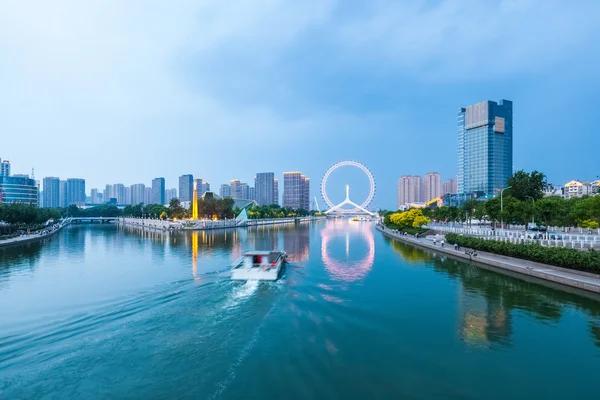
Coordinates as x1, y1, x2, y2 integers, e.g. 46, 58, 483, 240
445, 233, 600, 273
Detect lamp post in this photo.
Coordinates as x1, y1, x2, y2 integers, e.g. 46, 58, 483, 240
500, 186, 512, 230
526, 196, 535, 227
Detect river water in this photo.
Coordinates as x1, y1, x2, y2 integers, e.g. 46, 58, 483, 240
1, 220, 599, 399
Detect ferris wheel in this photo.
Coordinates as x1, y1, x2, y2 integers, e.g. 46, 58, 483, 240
321, 160, 376, 215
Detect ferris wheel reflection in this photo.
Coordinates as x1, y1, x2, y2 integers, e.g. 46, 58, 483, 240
321, 219, 375, 282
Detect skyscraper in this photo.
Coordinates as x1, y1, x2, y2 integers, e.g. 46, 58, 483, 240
124, 187, 131, 205
152, 178, 165, 205
144, 187, 152, 205
90, 188, 99, 204
165, 188, 177, 203
66, 178, 86, 206
442, 178, 458, 195
113, 183, 126, 204
255, 172, 275, 205
423, 172, 442, 202
0, 159, 10, 176
200, 182, 210, 195
397, 175, 422, 208
179, 174, 193, 202
43, 177, 61, 208
458, 99, 513, 195
104, 184, 114, 203
130, 184, 146, 205
283, 172, 309, 210
240, 183, 249, 199
248, 187, 256, 201
274, 178, 279, 205
229, 180, 242, 199
59, 180, 67, 207
219, 184, 231, 198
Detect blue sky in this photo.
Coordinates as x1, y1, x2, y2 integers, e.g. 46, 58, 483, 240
1, 0, 599, 209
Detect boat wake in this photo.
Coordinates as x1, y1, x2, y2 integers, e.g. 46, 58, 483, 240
223, 280, 259, 310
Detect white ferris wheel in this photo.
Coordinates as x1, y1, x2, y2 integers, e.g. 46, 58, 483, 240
320, 160, 376, 216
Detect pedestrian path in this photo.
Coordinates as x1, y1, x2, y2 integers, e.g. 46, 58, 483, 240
377, 225, 600, 294
0, 220, 70, 248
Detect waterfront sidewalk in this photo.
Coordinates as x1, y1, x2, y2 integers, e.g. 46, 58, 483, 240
377, 224, 600, 294
0, 220, 70, 248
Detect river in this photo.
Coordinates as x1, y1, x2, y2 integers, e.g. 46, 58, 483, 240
1, 220, 599, 399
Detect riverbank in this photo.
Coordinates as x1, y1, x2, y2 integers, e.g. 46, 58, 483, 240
377, 224, 600, 294
119, 216, 326, 231
0, 219, 71, 249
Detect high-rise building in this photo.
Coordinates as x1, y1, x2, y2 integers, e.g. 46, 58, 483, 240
104, 184, 114, 203
66, 178, 86, 206
90, 188, 99, 204
0, 159, 10, 176
219, 184, 231, 198
283, 172, 310, 210
0, 175, 38, 205
200, 182, 210, 195
423, 172, 442, 202
458, 99, 513, 195
124, 187, 131, 205
130, 184, 146, 205
144, 187, 152, 205
397, 175, 422, 208
274, 178, 279, 205
240, 183, 249, 200
229, 180, 243, 199
42, 177, 61, 208
179, 174, 193, 202
152, 177, 165, 205
442, 178, 458, 195
59, 180, 68, 207
248, 187, 256, 201
165, 188, 177, 203
113, 183, 126, 204
255, 172, 275, 205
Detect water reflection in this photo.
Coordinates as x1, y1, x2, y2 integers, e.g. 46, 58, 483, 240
388, 236, 600, 348
283, 224, 310, 262
321, 220, 374, 282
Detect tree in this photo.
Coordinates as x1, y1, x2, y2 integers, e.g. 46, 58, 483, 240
506, 170, 547, 201
169, 198, 186, 219
389, 209, 430, 229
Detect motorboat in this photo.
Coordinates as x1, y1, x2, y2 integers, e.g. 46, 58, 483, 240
231, 251, 287, 281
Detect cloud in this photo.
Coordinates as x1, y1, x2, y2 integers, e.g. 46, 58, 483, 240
333, 0, 600, 79
0, 0, 599, 206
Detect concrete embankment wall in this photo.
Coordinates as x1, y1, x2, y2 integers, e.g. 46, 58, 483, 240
377, 225, 600, 295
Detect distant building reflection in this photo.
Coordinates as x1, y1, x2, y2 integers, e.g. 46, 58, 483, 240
247, 225, 279, 253
321, 220, 374, 282
284, 224, 310, 262
386, 240, 600, 348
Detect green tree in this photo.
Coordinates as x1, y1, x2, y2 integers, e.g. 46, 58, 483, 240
169, 198, 186, 219
506, 170, 547, 201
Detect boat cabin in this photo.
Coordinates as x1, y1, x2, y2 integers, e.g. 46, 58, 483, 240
243, 251, 283, 269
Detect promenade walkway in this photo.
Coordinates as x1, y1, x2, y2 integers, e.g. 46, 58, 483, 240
0, 219, 71, 248
377, 224, 600, 295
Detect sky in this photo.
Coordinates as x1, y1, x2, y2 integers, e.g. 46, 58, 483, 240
1, 0, 599, 209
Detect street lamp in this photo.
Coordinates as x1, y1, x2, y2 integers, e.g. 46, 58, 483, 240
526, 196, 535, 226
500, 186, 512, 230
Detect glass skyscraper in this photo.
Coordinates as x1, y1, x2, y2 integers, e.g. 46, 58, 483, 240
458, 99, 513, 195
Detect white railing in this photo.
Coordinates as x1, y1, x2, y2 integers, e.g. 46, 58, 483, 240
425, 224, 600, 249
